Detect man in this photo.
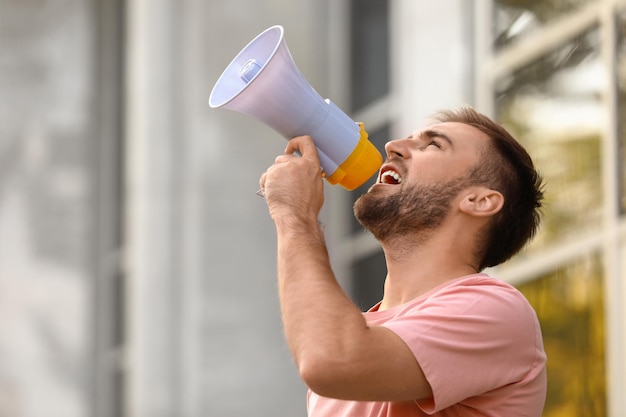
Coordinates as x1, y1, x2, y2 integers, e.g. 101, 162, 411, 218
259, 107, 547, 416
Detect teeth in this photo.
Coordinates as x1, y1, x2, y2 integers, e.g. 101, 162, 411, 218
381, 170, 402, 184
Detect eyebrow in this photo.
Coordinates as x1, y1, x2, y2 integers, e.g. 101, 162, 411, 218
418, 129, 454, 147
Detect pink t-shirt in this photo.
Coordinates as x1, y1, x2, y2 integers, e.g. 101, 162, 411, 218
307, 273, 547, 417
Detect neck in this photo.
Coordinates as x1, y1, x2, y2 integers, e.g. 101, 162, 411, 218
377, 230, 479, 310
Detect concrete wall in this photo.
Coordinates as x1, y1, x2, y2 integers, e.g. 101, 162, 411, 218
0, 1, 96, 416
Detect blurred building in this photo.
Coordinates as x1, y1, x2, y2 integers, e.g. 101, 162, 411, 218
0, 0, 625, 416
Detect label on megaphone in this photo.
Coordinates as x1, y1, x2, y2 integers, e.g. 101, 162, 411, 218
209, 25, 382, 190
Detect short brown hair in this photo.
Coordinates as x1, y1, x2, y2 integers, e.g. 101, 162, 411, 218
432, 107, 544, 270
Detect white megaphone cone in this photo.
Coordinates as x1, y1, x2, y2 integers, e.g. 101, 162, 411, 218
209, 25, 382, 191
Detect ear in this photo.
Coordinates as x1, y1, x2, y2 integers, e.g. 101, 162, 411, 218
459, 187, 504, 218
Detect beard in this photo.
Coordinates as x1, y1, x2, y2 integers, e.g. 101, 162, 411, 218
353, 177, 471, 243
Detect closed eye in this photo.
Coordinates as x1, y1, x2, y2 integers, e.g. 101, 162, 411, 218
420, 140, 442, 151
428, 141, 442, 149
419, 129, 454, 150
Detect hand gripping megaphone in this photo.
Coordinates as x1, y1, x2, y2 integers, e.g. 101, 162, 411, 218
208, 25, 382, 191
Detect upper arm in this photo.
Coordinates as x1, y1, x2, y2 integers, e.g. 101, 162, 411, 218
299, 285, 541, 406
299, 324, 432, 402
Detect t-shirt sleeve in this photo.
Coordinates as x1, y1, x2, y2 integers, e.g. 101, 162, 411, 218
380, 281, 542, 413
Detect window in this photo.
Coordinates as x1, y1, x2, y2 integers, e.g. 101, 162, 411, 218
494, 0, 597, 49
486, 2, 622, 415
343, 0, 391, 306
517, 253, 605, 417
495, 29, 604, 251
351, 250, 387, 311
349, 0, 390, 112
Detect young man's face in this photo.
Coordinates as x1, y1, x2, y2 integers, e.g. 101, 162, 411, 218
353, 122, 491, 241
372, 122, 489, 193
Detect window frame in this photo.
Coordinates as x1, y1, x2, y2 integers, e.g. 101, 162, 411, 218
475, 2, 626, 416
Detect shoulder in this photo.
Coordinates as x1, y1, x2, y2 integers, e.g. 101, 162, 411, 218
381, 274, 541, 349
426, 274, 535, 317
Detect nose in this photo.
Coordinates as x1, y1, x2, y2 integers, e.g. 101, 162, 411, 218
384, 138, 411, 160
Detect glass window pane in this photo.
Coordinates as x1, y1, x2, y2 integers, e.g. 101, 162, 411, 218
351, 249, 386, 311
495, 29, 604, 252
494, 0, 597, 49
516, 252, 606, 417
350, 0, 389, 112
349, 123, 390, 234
617, 10, 626, 214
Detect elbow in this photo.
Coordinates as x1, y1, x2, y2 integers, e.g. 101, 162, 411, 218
299, 360, 335, 398
297, 352, 352, 399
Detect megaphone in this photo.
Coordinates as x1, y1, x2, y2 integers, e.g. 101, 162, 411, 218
208, 25, 382, 191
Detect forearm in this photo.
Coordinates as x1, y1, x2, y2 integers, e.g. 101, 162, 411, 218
275, 218, 370, 381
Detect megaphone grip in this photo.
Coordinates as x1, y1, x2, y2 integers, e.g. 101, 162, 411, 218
325, 123, 382, 190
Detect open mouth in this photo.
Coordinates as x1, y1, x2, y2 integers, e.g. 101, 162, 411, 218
379, 167, 403, 185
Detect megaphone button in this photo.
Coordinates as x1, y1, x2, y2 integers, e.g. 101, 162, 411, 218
240, 59, 262, 83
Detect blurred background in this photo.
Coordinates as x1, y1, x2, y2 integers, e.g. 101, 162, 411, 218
0, 0, 625, 416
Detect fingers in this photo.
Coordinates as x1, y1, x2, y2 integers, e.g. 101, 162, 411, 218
259, 135, 323, 199
258, 135, 327, 220
285, 135, 320, 165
